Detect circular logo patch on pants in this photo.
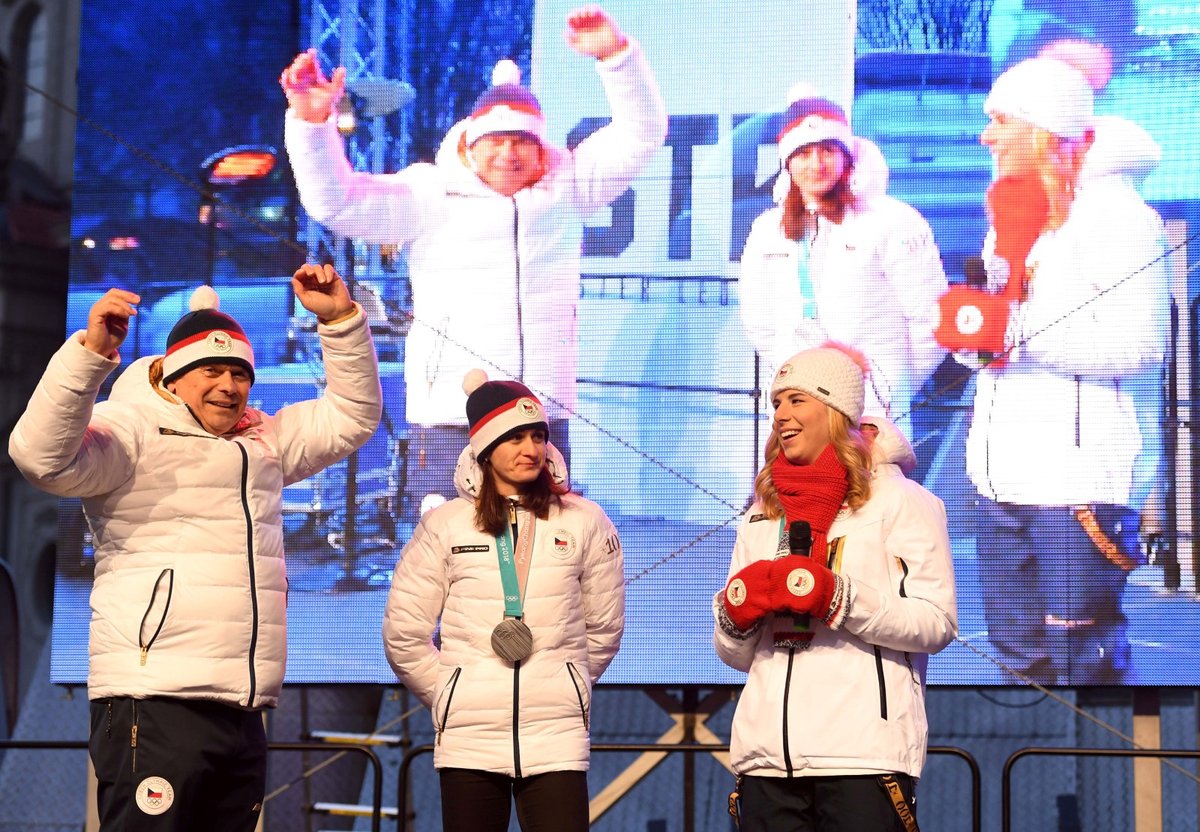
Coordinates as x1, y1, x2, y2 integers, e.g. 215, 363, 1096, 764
135, 776, 175, 815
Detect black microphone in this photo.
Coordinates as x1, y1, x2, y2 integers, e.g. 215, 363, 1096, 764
780, 520, 813, 636
963, 255, 987, 288
788, 520, 812, 557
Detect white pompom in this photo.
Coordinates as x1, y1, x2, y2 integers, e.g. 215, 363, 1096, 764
463, 368, 489, 395
189, 285, 220, 312
785, 81, 819, 106
491, 59, 521, 87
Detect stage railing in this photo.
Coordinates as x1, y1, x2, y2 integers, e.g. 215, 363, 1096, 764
396, 742, 981, 832
0, 739, 385, 832
1001, 746, 1200, 832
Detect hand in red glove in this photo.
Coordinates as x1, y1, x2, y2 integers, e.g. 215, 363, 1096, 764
770, 555, 847, 627
934, 284, 1012, 357
722, 559, 775, 632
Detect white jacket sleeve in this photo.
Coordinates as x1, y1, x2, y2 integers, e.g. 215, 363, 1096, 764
1018, 191, 1168, 376
569, 41, 668, 216
842, 482, 958, 654
737, 216, 780, 363
284, 112, 432, 244
881, 208, 948, 391
579, 510, 625, 684
271, 307, 382, 485
381, 514, 449, 709
8, 334, 139, 497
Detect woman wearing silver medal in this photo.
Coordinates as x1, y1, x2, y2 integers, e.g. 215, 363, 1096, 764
383, 370, 624, 831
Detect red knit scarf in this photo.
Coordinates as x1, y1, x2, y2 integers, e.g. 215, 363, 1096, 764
771, 444, 849, 559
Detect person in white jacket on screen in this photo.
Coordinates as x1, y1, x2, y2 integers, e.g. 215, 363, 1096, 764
738, 86, 948, 435
281, 6, 667, 512
964, 47, 1169, 685
382, 371, 623, 832
8, 264, 381, 832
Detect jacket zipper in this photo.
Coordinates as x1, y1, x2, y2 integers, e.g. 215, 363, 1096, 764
875, 647, 888, 720
237, 442, 258, 707
896, 557, 916, 681
512, 660, 523, 777
566, 662, 589, 729
137, 568, 174, 665
435, 667, 463, 744
512, 197, 525, 380
130, 699, 139, 773
782, 647, 796, 776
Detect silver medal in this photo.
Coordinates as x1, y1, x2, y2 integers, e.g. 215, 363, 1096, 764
491, 617, 533, 663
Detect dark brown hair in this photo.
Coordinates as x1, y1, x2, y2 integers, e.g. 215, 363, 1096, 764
779, 154, 854, 241
473, 462, 569, 537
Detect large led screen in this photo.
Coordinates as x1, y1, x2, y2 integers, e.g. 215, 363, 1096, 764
53, 0, 1200, 687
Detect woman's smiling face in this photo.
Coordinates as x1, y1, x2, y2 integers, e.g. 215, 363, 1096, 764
772, 389, 832, 465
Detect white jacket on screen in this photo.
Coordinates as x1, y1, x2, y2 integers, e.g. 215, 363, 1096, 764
965, 117, 1170, 507
286, 43, 667, 427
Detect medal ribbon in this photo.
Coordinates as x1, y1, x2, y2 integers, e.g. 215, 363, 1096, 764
494, 509, 535, 619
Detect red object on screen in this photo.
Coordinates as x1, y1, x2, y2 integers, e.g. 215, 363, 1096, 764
988, 173, 1050, 300
934, 285, 1011, 357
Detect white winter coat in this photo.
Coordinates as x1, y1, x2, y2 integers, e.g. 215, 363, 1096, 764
713, 420, 956, 779
8, 310, 381, 708
382, 445, 624, 776
965, 117, 1170, 507
738, 154, 947, 429
286, 43, 667, 427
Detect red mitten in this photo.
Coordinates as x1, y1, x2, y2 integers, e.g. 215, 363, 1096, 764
722, 559, 775, 632
934, 285, 1011, 356
770, 555, 847, 627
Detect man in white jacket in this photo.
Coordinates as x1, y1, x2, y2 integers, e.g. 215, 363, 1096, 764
280, 6, 667, 512
9, 264, 382, 831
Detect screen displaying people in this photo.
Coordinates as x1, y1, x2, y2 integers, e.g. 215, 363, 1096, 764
55, 0, 1199, 693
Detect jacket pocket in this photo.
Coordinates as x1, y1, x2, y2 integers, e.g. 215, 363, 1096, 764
566, 662, 590, 730
434, 667, 463, 744
137, 569, 174, 666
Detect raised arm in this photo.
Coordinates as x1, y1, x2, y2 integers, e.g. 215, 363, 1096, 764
282, 52, 429, 243
565, 7, 668, 214
272, 264, 382, 483
9, 289, 143, 497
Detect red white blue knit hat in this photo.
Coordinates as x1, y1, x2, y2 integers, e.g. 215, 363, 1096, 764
777, 93, 855, 164
464, 60, 546, 146
162, 286, 255, 385
463, 369, 548, 460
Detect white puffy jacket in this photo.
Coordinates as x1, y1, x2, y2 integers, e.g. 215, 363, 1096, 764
286, 43, 667, 426
713, 421, 956, 779
8, 310, 381, 708
382, 445, 624, 776
965, 117, 1170, 507
738, 152, 947, 430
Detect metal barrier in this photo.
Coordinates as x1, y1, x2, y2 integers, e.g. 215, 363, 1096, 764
397, 742, 980, 832
0, 739, 384, 832
1001, 746, 1200, 832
